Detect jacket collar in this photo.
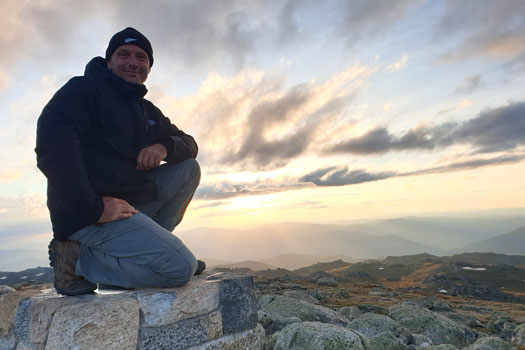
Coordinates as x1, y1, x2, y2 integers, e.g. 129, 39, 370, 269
84, 56, 148, 99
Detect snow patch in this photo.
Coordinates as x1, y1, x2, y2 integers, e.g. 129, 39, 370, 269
35, 273, 44, 277
21, 276, 27, 279
377, 267, 385, 270
462, 266, 486, 271
0, 276, 6, 280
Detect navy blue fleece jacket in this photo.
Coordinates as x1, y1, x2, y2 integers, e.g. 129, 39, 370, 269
36, 57, 197, 240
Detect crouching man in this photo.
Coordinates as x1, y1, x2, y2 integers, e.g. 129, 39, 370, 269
35, 27, 204, 296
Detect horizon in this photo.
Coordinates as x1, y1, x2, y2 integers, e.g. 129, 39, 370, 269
3, 209, 525, 272
1, 1, 525, 258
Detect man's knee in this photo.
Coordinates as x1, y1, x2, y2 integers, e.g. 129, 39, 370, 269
183, 158, 201, 187
164, 158, 200, 190
157, 251, 197, 287
165, 263, 195, 287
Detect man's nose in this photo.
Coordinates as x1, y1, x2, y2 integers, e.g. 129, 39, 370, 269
128, 56, 139, 68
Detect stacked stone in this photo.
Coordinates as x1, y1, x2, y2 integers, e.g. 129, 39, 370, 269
0, 273, 264, 350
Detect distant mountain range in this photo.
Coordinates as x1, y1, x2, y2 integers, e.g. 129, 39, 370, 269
457, 226, 525, 255
2, 212, 525, 271
178, 223, 443, 263
210, 254, 360, 271
0, 249, 49, 272
214, 260, 275, 271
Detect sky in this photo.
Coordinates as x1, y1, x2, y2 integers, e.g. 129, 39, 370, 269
1, 0, 525, 244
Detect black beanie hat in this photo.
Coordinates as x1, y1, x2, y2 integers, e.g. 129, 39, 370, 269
105, 27, 154, 67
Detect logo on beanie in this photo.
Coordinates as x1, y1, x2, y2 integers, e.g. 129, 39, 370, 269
124, 38, 137, 43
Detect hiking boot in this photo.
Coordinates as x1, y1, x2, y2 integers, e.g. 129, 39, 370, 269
49, 238, 96, 296
195, 260, 206, 276
97, 284, 135, 291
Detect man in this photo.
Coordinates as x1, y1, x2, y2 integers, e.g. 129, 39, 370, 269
36, 27, 204, 296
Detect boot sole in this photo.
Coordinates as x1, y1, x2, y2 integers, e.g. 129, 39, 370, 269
55, 286, 96, 296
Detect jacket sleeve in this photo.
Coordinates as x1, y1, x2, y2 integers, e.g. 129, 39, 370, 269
147, 103, 198, 164
35, 77, 104, 230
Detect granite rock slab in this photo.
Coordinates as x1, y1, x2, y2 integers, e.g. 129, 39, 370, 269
45, 293, 140, 350
138, 279, 220, 326
139, 311, 222, 350
217, 275, 258, 335
187, 324, 265, 350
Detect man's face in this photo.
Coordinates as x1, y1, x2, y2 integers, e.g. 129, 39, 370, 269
107, 44, 150, 84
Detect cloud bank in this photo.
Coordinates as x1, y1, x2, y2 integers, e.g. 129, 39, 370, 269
173, 65, 370, 171
437, 0, 525, 63
327, 101, 525, 156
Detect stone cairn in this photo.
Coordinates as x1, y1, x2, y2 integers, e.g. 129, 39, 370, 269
0, 273, 264, 350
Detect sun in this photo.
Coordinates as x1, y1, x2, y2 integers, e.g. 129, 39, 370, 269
229, 195, 268, 211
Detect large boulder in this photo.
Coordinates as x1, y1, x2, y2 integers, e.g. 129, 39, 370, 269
486, 313, 516, 341
414, 296, 453, 312
346, 313, 411, 350
512, 323, 525, 346
257, 310, 301, 335
441, 312, 483, 329
258, 295, 349, 330
389, 302, 477, 348
346, 312, 404, 338
281, 290, 320, 305
463, 336, 513, 350
272, 321, 366, 350
337, 306, 362, 321
364, 331, 411, 350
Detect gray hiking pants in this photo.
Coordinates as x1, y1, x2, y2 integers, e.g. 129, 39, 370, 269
70, 159, 200, 288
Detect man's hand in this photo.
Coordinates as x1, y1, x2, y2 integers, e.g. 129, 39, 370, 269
136, 143, 167, 170
97, 196, 138, 223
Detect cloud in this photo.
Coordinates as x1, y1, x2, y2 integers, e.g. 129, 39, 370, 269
109, 0, 306, 70
0, 195, 48, 223
190, 149, 525, 200
403, 154, 525, 176
301, 153, 525, 187
453, 74, 483, 95
0, 70, 10, 92
451, 101, 525, 154
0, 0, 100, 66
277, 0, 303, 46
337, 0, 422, 46
193, 201, 230, 210
0, 168, 23, 184
386, 55, 409, 72
327, 100, 525, 156
220, 84, 314, 168
504, 52, 525, 73
0, 1, 269, 71
195, 180, 310, 200
300, 167, 396, 186
327, 124, 456, 155
2, 0, 427, 74
437, 1, 525, 62
168, 64, 370, 170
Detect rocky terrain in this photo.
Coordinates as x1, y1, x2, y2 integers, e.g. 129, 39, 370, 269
251, 252, 525, 349
4, 252, 525, 349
